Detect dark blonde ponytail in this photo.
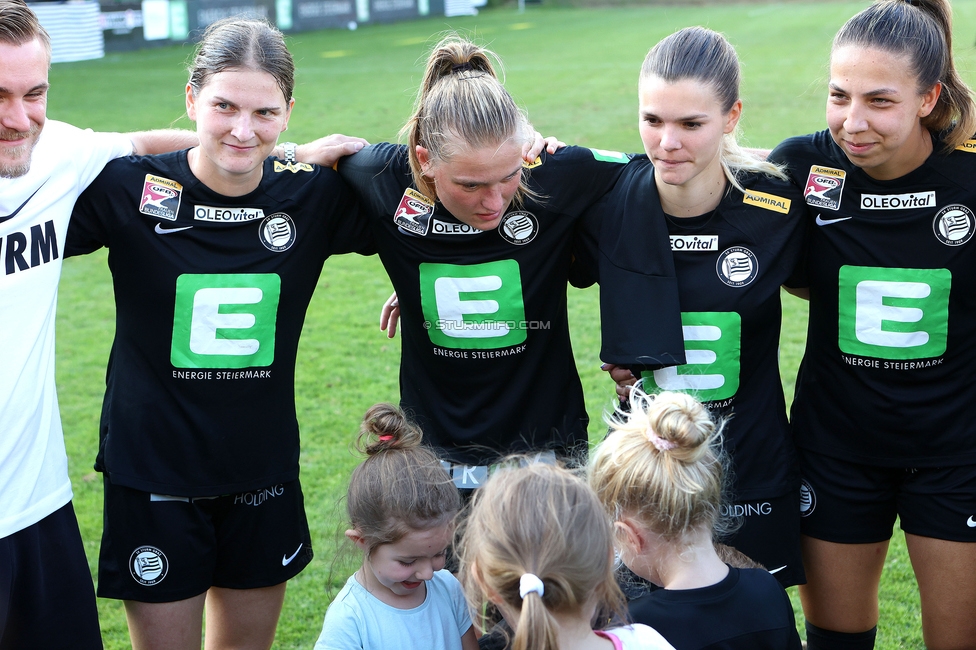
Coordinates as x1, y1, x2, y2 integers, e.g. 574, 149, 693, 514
399, 35, 532, 202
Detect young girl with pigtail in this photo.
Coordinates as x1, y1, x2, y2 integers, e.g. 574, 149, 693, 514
313, 404, 477, 650
589, 389, 801, 649
458, 460, 675, 650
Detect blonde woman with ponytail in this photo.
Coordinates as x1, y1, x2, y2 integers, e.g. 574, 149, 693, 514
589, 389, 802, 650
767, 1, 976, 648
339, 35, 683, 489
573, 26, 807, 589
459, 461, 675, 650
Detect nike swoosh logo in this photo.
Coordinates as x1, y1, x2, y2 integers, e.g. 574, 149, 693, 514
768, 565, 787, 574
282, 543, 303, 566
815, 214, 852, 226
967, 516, 976, 528
0, 180, 47, 224
155, 223, 193, 235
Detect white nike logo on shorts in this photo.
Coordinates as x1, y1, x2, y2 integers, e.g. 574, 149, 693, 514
815, 214, 852, 226
155, 223, 193, 234
282, 543, 303, 566
967, 516, 976, 528
768, 565, 787, 574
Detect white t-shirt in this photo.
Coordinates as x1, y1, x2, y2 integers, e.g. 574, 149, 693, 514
0, 120, 132, 539
314, 569, 473, 650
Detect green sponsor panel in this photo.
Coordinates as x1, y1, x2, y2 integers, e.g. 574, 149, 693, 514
641, 311, 741, 402
419, 260, 526, 350
838, 266, 950, 360
589, 148, 629, 164
171, 274, 281, 369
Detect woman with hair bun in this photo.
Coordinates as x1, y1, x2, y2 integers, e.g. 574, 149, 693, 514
769, 0, 976, 647
314, 403, 476, 650
588, 388, 801, 649
459, 459, 675, 650
341, 35, 683, 484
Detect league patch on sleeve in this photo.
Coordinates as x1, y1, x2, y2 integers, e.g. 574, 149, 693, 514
139, 175, 183, 221
803, 165, 845, 211
393, 188, 435, 236
522, 156, 542, 169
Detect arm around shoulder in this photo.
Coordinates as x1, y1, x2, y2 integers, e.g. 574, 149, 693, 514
129, 129, 198, 155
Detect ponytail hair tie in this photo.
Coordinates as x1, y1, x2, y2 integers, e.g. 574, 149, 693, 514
519, 573, 544, 599
452, 62, 474, 73
378, 435, 393, 441
646, 428, 676, 452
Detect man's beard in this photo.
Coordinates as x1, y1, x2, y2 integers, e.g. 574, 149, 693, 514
0, 125, 41, 179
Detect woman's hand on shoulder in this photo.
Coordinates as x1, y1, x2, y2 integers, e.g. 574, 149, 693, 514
523, 132, 566, 163
293, 134, 370, 168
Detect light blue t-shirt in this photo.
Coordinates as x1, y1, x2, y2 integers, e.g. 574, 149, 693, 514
314, 569, 472, 650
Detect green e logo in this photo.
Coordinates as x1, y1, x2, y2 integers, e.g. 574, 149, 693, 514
838, 266, 950, 360
419, 261, 526, 349
641, 312, 741, 402
171, 274, 281, 368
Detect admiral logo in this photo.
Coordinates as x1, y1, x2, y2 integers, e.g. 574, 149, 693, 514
932, 204, 974, 246
743, 189, 791, 214
955, 139, 976, 153
431, 219, 483, 236
129, 546, 168, 586
393, 188, 434, 236
498, 211, 539, 245
259, 213, 296, 252
522, 156, 542, 169
670, 235, 718, 252
273, 160, 314, 173
861, 191, 936, 210
139, 174, 183, 221
715, 246, 758, 287
803, 165, 846, 211
195, 205, 265, 223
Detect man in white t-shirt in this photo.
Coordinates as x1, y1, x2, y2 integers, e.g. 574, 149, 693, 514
0, 3, 199, 647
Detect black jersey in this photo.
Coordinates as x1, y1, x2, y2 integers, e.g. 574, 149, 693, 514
574, 157, 805, 498
338, 143, 684, 467
770, 130, 976, 467
628, 566, 802, 650
67, 152, 372, 495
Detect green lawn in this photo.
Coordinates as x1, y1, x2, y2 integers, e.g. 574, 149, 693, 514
50, 1, 975, 646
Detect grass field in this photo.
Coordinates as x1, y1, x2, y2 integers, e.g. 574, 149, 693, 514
47, 1, 976, 647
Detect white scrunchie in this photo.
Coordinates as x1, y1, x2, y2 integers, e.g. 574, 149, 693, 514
519, 573, 545, 599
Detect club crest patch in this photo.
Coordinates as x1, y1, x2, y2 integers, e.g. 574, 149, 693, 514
498, 211, 539, 245
803, 165, 845, 211
139, 175, 183, 221
394, 188, 435, 236
799, 480, 816, 517
130, 546, 168, 586
932, 204, 974, 246
259, 212, 296, 252
715, 246, 758, 287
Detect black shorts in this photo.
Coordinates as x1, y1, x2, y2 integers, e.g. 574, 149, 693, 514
98, 479, 313, 603
798, 447, 976, 544
719, 491, 805, 588
0, 502, 102, 650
